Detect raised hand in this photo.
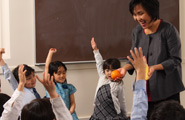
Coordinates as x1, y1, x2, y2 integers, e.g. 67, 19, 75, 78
18, 65, 27, 91
91, 37, 98, 50
36, 72, 58, 99
0, 48, 5, 61
45, 48, 57, 78
49, 48, 57, 54
127, 47, 147, 80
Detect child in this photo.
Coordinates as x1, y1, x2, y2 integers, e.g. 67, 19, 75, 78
90, 37, 127, 120
22, 72, 73, 120
0, 65, 27, 120
1, 65, 73, 120
0, 48, 40, 110
44, 48, 78, 120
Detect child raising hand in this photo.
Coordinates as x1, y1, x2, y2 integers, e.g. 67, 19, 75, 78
44, 48, 79, 120
90, 37, 127, 120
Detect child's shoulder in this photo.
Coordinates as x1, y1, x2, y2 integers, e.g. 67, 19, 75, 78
64, 83, 77, 94
66, 83, 76, 89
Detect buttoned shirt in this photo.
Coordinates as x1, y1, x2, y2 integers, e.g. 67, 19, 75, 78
131, 80, 147, 120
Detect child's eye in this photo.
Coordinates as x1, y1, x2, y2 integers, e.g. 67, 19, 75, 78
26, 78, 31, 80
138, 12, 143, 15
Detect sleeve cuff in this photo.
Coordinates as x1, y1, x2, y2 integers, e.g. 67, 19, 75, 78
50, 96, 65, 108
93, 49, 99, 54
134, 80, 146, 91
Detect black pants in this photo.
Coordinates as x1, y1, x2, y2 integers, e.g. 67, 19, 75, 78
147, 93, 180, 119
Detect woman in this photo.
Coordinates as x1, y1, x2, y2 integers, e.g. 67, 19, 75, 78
119, 0, 184, 118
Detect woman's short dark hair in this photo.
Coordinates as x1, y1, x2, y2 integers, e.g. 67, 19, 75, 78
21, 98, 55, 120
103, 58, 121, 71
129, 0, 159, 21
0, 93, 10, 116
12, 64, 35, 83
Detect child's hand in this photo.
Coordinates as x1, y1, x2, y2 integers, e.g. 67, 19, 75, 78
18, 65, 27, 91
91, 37, 98, 50
49, 48, 57, 54
36, 72, 58, 99
0, 48, 5, 61
127, 47, 147, 80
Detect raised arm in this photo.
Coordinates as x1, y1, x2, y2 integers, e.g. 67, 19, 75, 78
91, 37, 98, 51
91, 37, 104, 76
36, 73, 73, 120
1, 65, 26, 120
17, 65, 27, 91
45, 48, 57, 77
127, 47, 148, 120
0, 48, 18, 90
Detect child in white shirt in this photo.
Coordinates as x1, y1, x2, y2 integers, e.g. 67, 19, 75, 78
90, 37, 127, 120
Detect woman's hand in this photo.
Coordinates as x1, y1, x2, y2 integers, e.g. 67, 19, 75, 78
148, 64, 164, 79
118, 67, 127, 78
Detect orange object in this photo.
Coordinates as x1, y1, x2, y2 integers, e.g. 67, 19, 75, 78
111, 70, 121, 80
145, 64, 149, 80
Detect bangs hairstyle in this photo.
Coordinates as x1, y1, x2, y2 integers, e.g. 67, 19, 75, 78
103, 58, 121, 71
129, 0, 159, 21
49, 61, 67, 76
21, 98, 55, 120
12, 64, 35, 83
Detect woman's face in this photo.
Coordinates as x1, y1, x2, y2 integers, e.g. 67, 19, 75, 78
53, 66, 66, 84
132, 4, 153, 29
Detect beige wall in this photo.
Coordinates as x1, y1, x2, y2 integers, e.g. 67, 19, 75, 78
0, 0, 185, 119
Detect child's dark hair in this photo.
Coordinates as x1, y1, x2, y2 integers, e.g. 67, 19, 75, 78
103, 58, 121, 71
21, 98, 55, 120
150, 100, 185, 120
129, 0, 159, 21
12, 64, 35, 83
0, 93, 11, 116
49, 61, 67, 82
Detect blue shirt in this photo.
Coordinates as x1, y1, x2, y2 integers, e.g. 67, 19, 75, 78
131, 80, 148, 120
46, 82, 79, 120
